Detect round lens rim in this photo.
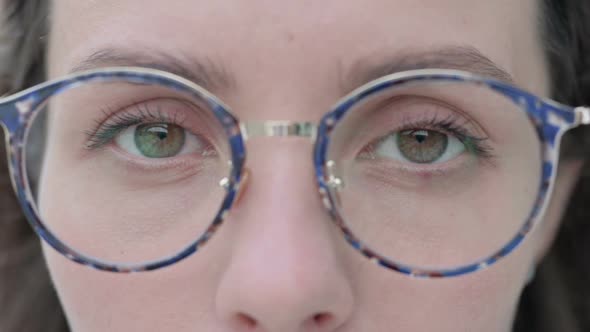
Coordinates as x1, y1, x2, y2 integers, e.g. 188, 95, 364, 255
314, 68, 576, 278
11, 67, 246, 272
5, 67, 577, 276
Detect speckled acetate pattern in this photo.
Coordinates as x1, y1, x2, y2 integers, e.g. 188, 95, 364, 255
0, 67, 581, 277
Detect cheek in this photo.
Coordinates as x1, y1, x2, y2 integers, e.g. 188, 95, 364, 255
38, 173, 238, 331
36, 127, 227, 264
337, 147, 540, 269
42, 244, 226, 331
349, 242, 534, 331
332, 128, 541, 330
37, 129, 232, 330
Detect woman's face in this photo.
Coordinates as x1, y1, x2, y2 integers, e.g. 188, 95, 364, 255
41, 1, 578, 331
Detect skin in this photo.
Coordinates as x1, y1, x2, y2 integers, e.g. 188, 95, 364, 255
40, 0, 582, 331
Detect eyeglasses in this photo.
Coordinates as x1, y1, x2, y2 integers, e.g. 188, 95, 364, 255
1, 67, 588, 278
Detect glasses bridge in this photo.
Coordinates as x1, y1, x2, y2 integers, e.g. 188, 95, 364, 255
239, 121, 317, 140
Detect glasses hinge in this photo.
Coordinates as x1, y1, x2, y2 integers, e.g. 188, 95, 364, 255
325, 160, 345, 190
575, 106, 590, 125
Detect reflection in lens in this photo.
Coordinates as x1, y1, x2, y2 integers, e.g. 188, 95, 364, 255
327, 80, 542, 269
24, 79, 231, 265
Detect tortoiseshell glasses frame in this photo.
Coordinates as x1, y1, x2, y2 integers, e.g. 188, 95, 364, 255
0, 67, 588, 278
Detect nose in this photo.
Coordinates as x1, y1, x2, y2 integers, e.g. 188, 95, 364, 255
214, 139, 354, 332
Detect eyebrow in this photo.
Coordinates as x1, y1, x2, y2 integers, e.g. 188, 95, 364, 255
70, 45, 513, 96
69, 48, 234, 91
343, 45, 516, 93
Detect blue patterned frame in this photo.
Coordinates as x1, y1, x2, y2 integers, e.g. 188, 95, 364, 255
315, 69, 579, 277
0, 67, 583, 277
0, 68, 246, 273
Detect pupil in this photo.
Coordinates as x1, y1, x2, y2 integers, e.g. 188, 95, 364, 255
153, 128, 168, 140
414, 132, 427, 143
397, 129, 448, 163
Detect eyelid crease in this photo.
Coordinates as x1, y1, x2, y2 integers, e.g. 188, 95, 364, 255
360, 115, 494, 160
362, 94, 493, 145
352, 96, 491, 147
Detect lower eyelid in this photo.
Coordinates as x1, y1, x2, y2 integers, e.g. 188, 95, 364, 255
109, 144, 215, 172
356, 152, 478, 180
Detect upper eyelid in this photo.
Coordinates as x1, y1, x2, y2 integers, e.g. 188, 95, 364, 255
353, 106, 484, 145
398, 116, 488, 140
88, 97, 202, 136
84, 102, 190, 150
85, 99, 226, 152
368, 117, 485, 147
100, 98, 190, 125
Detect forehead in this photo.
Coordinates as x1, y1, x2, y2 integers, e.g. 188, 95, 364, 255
48, 0, 545, 110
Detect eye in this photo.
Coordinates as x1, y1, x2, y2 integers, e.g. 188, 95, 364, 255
366, 129, 466, 164
115, 122, 211, 158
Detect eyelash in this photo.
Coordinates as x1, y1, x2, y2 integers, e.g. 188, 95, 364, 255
363, 112, 495, 160
85, 103, 187, 150
85, 103, 495, 163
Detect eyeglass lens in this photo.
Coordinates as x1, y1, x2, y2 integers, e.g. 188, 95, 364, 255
24, 76, 543, 269
326, 79, 542, 269
25, 80, 232, 264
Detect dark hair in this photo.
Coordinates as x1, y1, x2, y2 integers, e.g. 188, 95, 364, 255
0, 1, 588, 331
512, 2, 590, 332
0, 2, 68, 332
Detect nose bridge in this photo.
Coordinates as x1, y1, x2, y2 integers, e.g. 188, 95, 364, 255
239, 121, 318, 141
233, 130, 327, 239
237, 136, 323, 225
214, 137, 354, 331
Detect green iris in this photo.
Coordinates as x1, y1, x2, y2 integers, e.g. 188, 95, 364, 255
134, 123, 186, 158
397, 129, 448, 163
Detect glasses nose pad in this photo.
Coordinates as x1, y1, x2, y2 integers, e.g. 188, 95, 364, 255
218, 168, 250, 206
326, 160, 345, 207
234, 167, 251, 206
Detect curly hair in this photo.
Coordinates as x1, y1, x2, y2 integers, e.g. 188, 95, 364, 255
0, 1, 588, 331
